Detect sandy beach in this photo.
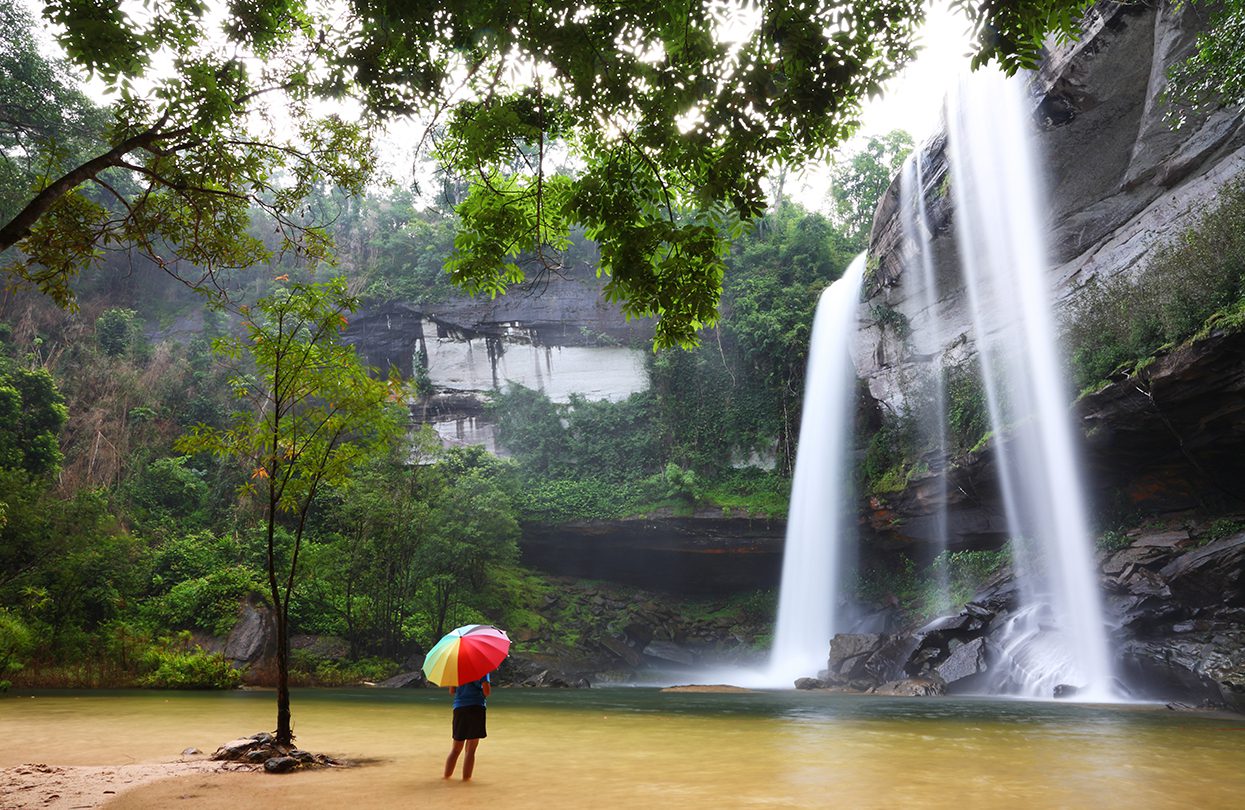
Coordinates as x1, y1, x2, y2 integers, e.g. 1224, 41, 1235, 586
0, 759, 250, 810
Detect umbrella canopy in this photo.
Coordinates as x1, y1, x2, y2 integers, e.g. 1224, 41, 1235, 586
422, 624, 511, 687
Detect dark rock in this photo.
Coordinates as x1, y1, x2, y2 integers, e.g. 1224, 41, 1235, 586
794, 677, 829, 690
244, 749, 270, 763
1160, 534, 1245, 609
1053, 684, 1081, 699
376, 671, 427, 689
250, 732, 274, 745
264, 756, 299, 774
289, 749, 315, 763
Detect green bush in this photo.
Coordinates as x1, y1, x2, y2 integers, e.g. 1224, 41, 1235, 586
0, 609, 34, 691
138, 647, 242, 689
143, 566, 261, 636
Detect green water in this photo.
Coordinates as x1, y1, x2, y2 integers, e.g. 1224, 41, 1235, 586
3, 688, 1244, 808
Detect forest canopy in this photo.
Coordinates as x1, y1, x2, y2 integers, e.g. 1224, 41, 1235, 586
1, 0, 1094, 346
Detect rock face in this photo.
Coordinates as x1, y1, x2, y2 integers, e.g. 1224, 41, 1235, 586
858, 0, 1245, 552
520, 515, 785, 594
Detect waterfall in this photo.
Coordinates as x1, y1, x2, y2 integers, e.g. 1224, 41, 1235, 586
768, 253, 866, 684
900, 155, 951, 587
946, 68, 1115, 699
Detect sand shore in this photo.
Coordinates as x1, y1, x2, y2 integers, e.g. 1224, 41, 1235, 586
0, 759, 252, 809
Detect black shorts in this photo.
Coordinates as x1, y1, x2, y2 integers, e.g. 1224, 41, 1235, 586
452, 706, 487, 741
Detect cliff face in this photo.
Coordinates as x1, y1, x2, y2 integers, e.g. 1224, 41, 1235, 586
343, 267, 654, 453
859, 0, 1245, 552
860, 0, 1245, 418
853, 1, 1245, 704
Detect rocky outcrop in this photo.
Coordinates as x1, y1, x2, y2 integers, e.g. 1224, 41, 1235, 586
520, 515, 785, 594
813, 525, 1245, 708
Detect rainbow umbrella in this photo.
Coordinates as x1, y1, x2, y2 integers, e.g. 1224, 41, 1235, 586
422, 624, 511, 687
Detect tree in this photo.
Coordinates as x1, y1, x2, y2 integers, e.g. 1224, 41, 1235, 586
829, 129, 914, 248
178, 279, 405, 745
6, 1, 1094, 346
0, 361, 68, 478
0, 0, 374, 307
1166, 0, 1245, 125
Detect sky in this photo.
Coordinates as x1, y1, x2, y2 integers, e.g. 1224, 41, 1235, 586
20, 0, 975, 212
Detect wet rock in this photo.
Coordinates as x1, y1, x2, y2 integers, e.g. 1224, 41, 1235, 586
264, 756, 298, 774
1161, 534, 1245, 609
1053, 684, 1081, 699
870, 678, 947, 697
826, 634, 887, 683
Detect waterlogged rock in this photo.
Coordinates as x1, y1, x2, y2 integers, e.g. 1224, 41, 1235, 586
794, 677, 830, 690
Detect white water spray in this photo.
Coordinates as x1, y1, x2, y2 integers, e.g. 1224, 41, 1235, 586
900, 155, 951, 582
767, 253, 866, 685
946, 68, 1115, 699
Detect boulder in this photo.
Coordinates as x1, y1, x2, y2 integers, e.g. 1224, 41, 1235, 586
934, 637, 991, 692
223, 595, 276, 669
376, 671, 427, 689
794, 677, 830, 690
825, 633, 887, 683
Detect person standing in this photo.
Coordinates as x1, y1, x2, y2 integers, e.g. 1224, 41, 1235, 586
444, 673, 491, 780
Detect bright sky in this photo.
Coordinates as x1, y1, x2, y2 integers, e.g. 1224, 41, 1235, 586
21, 0, 974, 213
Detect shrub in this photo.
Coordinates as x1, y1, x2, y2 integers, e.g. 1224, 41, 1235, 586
139, 647, 242, 689
1064, 183, 1245, 389
0, 609, 34, 691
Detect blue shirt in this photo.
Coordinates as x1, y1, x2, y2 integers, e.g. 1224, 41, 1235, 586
453, 674, 489, 709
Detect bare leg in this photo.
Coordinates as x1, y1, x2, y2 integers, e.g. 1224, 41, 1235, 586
461, 738, 480, 781
444, 740, 464, 779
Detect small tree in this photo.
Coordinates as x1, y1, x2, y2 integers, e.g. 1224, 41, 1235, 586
179, 279, 404, 745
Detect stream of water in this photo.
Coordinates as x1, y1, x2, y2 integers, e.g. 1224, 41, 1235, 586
3, 689, 1243, 809
767, 254, 866, 685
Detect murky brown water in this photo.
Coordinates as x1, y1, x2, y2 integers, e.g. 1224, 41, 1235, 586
2, 689, 1243, 809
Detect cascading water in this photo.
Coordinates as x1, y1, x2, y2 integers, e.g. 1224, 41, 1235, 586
945, 67, 1115, 699
899, 155, 950, 586
767, 253, 866, 685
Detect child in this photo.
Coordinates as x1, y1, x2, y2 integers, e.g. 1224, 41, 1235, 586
444, 673, 491, 780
